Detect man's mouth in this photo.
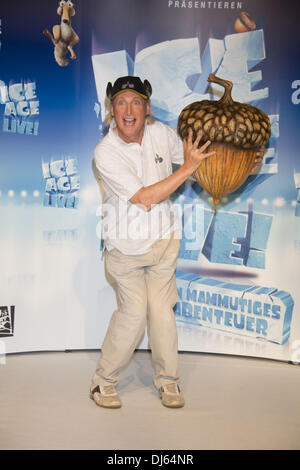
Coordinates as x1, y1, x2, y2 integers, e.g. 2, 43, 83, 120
123, 118, 136, 126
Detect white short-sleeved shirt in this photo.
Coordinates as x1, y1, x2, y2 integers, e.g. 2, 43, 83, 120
93, 120, 184, 255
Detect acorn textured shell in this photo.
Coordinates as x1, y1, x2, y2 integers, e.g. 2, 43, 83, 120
177, 100, 271, 149
177, 74, 271, 205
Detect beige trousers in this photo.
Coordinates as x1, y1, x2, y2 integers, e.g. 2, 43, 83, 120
92, 233, 180, 390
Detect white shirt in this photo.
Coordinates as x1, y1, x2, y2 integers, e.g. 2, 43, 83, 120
93, 120, 184, 255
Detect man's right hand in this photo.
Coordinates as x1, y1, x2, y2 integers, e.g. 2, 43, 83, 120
130, 129, 215, 211
183, 128, 216, 173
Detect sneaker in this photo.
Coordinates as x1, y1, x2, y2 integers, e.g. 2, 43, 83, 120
159, 383, 185, 408
90, 385, 122, 409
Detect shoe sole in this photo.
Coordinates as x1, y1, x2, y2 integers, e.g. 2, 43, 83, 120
89, 392, 122, 409
160, 400, 185, 408
159, 392, 185, 408
161, 402, 184, 408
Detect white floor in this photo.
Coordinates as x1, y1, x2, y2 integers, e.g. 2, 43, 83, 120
1, 350, 299, 450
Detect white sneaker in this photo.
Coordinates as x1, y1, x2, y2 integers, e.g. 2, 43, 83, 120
159, 383, 185, 408
90, 385, 122, 409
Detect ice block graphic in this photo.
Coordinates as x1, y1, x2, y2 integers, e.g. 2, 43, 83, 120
195, 30, 268, 104
174, 271, 294, 344
134, 38, 208, 123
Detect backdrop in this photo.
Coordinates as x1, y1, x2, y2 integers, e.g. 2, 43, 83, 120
1, 0, 299, 364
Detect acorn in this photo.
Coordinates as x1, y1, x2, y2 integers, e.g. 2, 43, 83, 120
177, 74, 271, 205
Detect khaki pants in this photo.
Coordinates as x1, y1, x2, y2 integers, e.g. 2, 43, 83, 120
92, 233, 180, 390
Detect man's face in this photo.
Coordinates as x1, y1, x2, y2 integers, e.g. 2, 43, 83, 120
111, 91, 150, 145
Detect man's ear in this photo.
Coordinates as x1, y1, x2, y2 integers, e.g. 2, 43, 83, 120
146, 100, 151, 116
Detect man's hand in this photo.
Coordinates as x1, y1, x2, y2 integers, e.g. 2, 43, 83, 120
251, 147, 265, 173
130, 129, 215, 211
183, 128, 216, 172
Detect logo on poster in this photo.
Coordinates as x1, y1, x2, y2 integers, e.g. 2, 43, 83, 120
175, 273, 294, 344
42, 158, 80, 209
0, 81, 39, 135
0, 306, 15, 337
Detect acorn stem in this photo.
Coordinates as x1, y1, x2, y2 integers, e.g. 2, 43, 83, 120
208, 74, 234, 105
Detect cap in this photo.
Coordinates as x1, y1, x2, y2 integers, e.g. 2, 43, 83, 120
106, 76, 152, 101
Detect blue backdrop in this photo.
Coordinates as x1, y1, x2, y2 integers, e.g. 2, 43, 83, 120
0, 0, 299, 364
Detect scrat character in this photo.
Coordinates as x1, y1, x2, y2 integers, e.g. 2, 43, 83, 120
43, 1, 79, 67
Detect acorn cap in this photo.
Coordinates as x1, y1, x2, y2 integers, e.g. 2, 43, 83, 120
177, 74, 271, 149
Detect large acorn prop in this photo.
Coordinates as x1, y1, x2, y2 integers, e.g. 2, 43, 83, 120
177, 74, 271, 205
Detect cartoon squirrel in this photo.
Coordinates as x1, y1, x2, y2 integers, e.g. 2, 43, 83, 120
43, 1, 79, 67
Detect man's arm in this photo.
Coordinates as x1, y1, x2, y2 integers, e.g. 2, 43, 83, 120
130, 130, 215, 211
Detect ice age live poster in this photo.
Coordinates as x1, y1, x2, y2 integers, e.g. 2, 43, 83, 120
0, 0, 299, 364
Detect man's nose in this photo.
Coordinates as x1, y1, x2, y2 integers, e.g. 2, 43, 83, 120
126, 103, 132, 115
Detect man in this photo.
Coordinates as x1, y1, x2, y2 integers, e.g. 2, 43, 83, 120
90, 76, 262, 409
